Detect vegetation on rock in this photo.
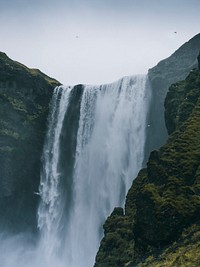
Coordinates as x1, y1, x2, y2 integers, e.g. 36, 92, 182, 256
95, 64, 200, 266
0, 52, 60, 232
145, 33, 200, 161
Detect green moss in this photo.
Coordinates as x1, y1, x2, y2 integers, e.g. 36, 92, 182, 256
0, 92, 27, 113
0, 129, 20, 139
27, 114, 40, 121
10, 98, 27, 112
0, 146, 14, 152
141, 183, 163, 204
136, 224, 200, 267
29, 68, 59, 86
15, 61, 59, 87
95, 208, 134, 267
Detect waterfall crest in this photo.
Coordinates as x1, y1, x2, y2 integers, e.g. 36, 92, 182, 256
38, 75, 150, 267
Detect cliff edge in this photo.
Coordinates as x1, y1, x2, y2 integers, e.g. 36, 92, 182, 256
145, 33, 200, 161
0, 52, 60, 232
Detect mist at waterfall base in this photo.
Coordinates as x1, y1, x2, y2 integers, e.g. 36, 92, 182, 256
0, 75, 150, 267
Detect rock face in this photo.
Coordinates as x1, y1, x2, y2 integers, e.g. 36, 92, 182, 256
145, 33, 200, 162
0, 52, 59, 232
95, 66, 200, 265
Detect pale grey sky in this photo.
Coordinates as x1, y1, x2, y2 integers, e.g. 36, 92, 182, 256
0, 0, 200, 85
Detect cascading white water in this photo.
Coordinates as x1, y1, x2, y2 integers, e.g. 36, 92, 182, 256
38, 75, 150, 267
38, 86, 72, 263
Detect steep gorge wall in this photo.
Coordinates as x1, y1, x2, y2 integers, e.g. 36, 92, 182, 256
0, 52, 59, 232
95, 56, 200, 267
145, 33, 200, 161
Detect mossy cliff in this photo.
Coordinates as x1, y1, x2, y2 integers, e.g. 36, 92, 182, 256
145, 33, 200, 161
0, 52, 59, 232
94, 62, 200, 265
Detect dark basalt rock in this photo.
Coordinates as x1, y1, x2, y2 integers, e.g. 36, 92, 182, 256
198, 51, 200, 70
0, 52, 60, 232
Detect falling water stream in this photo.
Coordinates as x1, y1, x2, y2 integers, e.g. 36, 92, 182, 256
37, 75, 150, 267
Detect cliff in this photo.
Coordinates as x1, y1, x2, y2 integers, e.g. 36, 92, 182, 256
145, 33, 200, 161
95, 57, 200, 266
0, 52, 60, 232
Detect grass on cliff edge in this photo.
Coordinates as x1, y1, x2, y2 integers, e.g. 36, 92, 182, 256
137, 223, 200, 267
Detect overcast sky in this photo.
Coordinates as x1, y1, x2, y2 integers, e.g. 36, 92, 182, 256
0, 0, 200, 85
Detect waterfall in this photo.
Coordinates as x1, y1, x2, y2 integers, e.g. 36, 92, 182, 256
38, 86, 72, 261
38, 75, 150, 267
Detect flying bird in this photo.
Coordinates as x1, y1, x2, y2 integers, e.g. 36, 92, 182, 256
34, 191, 40, 196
